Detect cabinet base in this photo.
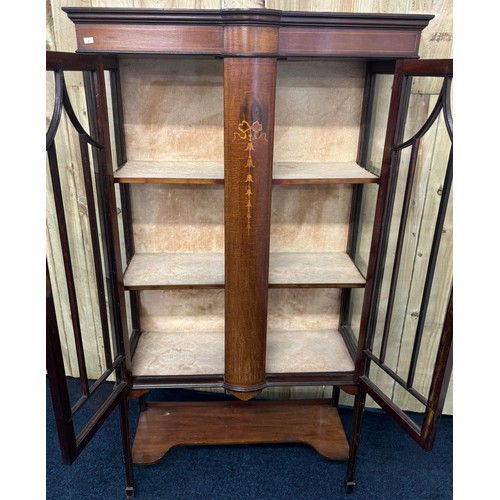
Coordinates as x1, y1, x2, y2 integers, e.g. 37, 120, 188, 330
132, 399, 349, 465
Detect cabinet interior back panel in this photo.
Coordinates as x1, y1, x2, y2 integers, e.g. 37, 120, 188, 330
139, 290, 225, 334
120, 57, 224, 162
270, 184, 351, 252
129, 183, 351, 254
130, 184, 224, 253
267, 288, 341, 331
274, 60, 365, 163
138, 288, 340, 334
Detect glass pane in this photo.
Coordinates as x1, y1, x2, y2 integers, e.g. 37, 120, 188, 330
352, 183, 378, 276
345, 72, 394, 340
365, 74, 394, 176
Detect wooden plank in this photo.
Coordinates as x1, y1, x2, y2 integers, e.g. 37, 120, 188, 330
93, 0, 134, 7
46, 0, 56, 51
267, 1, 407, 13
223, 0, 264, 7
411, 0, 453, 60
135, 0, 220, 7
49, 0, 82, 53
410, 0, 453, 94
357, 1, 407, 13
132, 400, 349, 465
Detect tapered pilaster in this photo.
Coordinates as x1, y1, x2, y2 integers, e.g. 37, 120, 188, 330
223, 55, 277, 399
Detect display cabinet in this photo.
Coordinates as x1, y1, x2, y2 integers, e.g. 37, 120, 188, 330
46, 8, 452, 498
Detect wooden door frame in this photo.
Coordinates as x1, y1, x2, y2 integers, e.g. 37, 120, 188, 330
46, 52, 133, 495
355, 58, 453, 450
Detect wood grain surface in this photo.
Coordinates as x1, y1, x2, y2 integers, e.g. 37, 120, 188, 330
132, 399, 349, 464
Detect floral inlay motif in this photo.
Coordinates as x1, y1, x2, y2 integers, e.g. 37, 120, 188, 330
233, 119, 267, 234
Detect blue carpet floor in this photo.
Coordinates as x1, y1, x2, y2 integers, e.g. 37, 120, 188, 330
46, 386, 452, 500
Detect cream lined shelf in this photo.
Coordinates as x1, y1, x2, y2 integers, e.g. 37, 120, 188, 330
114, 160, 378, 184
273, 162, 378, 184
123, 253, 224, 289
269, 252, 365, 287
132, 329, 354, 377
114, 161, 224, 184
123, 252, 366, 290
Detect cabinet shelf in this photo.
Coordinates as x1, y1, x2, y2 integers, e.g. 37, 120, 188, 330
269, 252, 365, 287
273, 162, 378, 184
123, 252, 365, 290
114, 160, 377, 185
132, 329, 354, 377
132, 400, 350, 466
123, 253, 224, 290
114, 161, 224, 185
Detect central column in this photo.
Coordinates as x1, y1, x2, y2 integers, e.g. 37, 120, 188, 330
223, 23, 278, 400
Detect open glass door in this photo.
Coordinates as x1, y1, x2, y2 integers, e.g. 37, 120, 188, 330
46, 52, 133, 496
355, 59, 453, 451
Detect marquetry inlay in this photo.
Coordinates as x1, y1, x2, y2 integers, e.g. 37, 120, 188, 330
233, 118, 268, 234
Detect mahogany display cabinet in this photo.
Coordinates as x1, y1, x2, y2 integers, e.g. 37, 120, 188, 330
46, 8, 453, 498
